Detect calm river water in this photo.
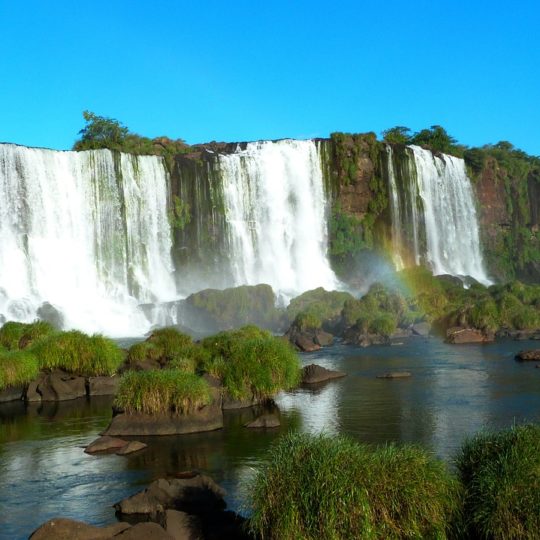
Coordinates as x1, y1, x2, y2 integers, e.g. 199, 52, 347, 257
1, 338, 539, 539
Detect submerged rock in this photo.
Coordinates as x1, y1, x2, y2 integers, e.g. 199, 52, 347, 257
29, 518, 130, 539
84, 435, 130, 454
301, 364, 346, 384
116, 440, 148, 456
515, 349, 540, 362
377, 372, 412, 379
245, 413, 280, 428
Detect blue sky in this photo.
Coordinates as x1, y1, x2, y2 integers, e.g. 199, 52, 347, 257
1, 0, 539, 154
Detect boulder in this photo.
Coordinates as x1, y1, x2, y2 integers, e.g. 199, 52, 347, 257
301, 364, 346, 384
162, 509, 202, 540
245, 413, 280, 428
26, 373, 46, 402
87, 375, 120, 396
114, 522, 174, 539
116, 440, 148, 455
29, 518, 130, 539
84, 436, 129, 454
222, 393, 260, 410
40, 370, 87, 401
114, 474, 226, 517
411, 322, 431, 337
390, 328, 412, 340
314, 329, 334, 346
0, 385, 24, 403
445, 327, 494, 344
36, 302, 65, 329
377, 372, 412, 379
515, 349, 540, 362
104, 404, 223, 437
295, 333, 321, 352
514, 330, 540, 341
343, 327, 388, 347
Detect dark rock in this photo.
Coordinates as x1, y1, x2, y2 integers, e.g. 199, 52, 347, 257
0, 385, 24, 403
377, 372, 412, 379
515, 349, 540, 362
29, 518, 130, 539
314, 329, 334, 346
104, 403, 223, 436
84, 435, 129, 454
245, 413, 280, 428
36, 302, 64, 329
435, 274, 464, 288
514, 330, 540, 341
163, 509, 202, 540
390, 328, 412, 339
114, 474, 226, 517
301, 364, 346, 384
87, 375, 120, 396
221, 392, 260, 410
116, 441, 148, 455
445, 327, 494, 344
411, 322, 431, 337
39, 370, 87, 401
26, 374, 46, 402
343, 327, 388, 347
114, 522, 174, 539
295, 333, 321, 352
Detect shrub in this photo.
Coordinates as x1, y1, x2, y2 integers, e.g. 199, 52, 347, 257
0, 321, 56, 351
201, 327, 300, 400
115, 369, 211, 415
287, 288, 354, 321
369, 313, 397, 336
248, 432, 461, 540
456, 425, 540, 539
293, 311, 322, 332
0, 350, 40, 390
30, 331, 123, 376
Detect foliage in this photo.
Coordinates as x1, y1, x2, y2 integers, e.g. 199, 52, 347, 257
410, 125, 465, 156
0, 321, 54, 350
381, 126, 412, 144
293, 311, 322, 332
186, 284, 281, 331
29, 331, 124, 376
328, 203, 365, 259
287, 288, 354, 322
0, 350, 40, 390
115, 369, 211, 415
201, 326, 300, 400
169, 195, 191, 231
455, 424, 540, 539
248, 432, 461, 540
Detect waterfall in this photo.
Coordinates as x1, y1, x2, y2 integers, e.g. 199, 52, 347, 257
217, 140, 337, 300
386, 144, 490, 284
0, 144, 176, 336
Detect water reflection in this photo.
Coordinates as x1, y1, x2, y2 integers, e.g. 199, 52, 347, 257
1, 339, 539, 539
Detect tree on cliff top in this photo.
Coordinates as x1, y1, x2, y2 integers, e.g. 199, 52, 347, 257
382, 126, 412, 144
73, 111, 129, 151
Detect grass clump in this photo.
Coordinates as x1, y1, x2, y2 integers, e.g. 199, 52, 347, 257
0, 321, 55, 351
455, 424, 540, 539
126, 327, 208, 372
201, 326, 300, 400
293, 310, 322, 332
115, 369, 211, 415
248, 432, 461, 540
0, 350, 40, 390
287, 288, 354, 322
30, 331, 123, 376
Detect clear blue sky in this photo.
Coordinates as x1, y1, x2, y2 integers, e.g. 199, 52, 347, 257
1, 0, 539, 154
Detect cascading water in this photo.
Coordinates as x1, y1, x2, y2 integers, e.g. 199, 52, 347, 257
386, 143, 490, 284
217, 140, 337, 300
0, 144, 176, 336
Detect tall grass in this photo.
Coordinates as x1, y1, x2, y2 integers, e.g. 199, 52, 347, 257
0, 350, 40, 390
29, 331, 123, 376
115, 369, 211, 415
0, 321, 55, 350
248, 432, 461, 540
455, 424, 540, 539
201, 327, 300, 400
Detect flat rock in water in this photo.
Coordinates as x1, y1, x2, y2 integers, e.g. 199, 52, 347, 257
29, 518, 130, 539
84, 435, 128, 454
114, 474, 226, 516
377, 372, 412, 379
515, 349, 540, 362
114, 522, 174, 539
245, 413, 280, 429
301, 363, 346, 384
116, 440, 148, 455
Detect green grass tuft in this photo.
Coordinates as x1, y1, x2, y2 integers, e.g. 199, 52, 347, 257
455, 424, 540, 539
248, 432, 461, 540
115, 369, 211, 415
0, 350, 40, 390
29, 331, 123, 376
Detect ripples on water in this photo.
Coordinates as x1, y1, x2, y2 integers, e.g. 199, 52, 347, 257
1, 338, 539, 539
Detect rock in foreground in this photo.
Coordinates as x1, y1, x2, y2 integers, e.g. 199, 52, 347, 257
29, 518, 130, 539
301, 364, 346, 384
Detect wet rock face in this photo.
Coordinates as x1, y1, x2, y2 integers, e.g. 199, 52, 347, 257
301, 364, 346, 384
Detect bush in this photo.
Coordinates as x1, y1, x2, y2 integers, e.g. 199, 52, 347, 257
0, 322, 29, 350
293, 311, 322, 332
0, 350, 40, 390
456, 425, 540, 538
30, 331, 123, 376
115, 369, 211, 415
248, 432, 461, 540
369, 313, 397, 336
0, 321, 57, 351
287, 288, 354, 322
201, 326, 300, 400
